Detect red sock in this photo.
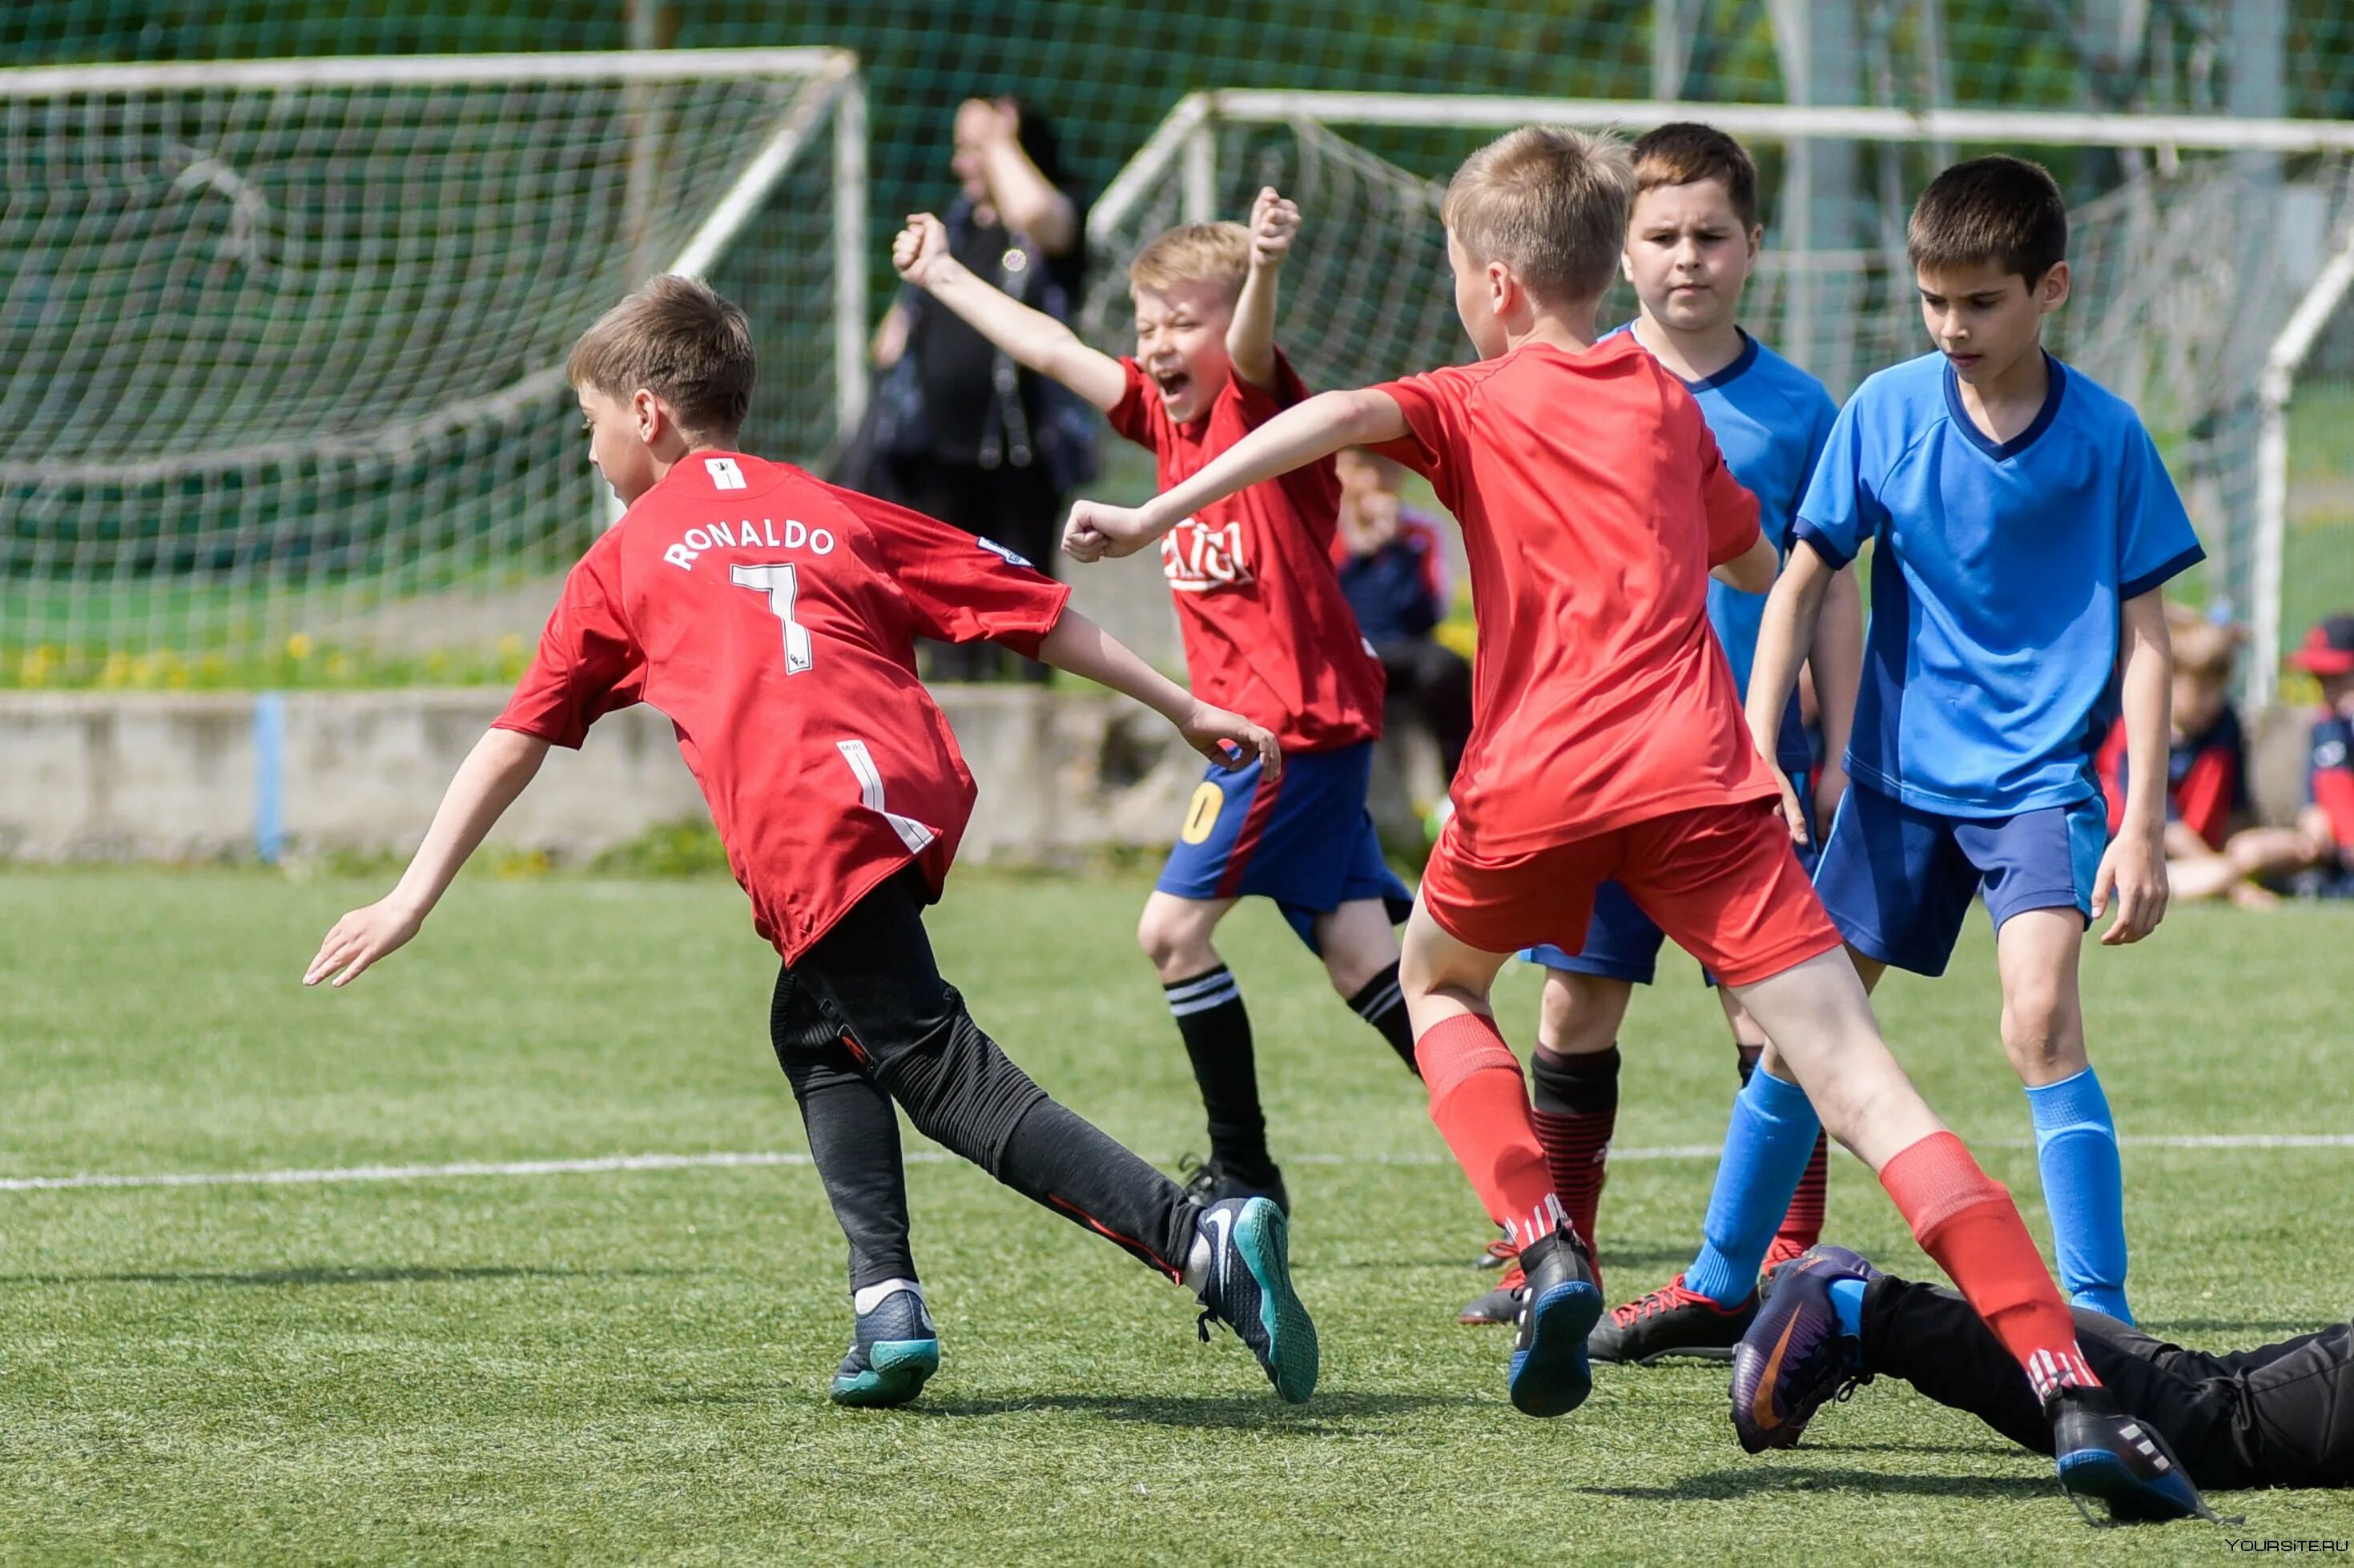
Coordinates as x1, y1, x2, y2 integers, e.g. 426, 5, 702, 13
1878, 1132, 2098, 1401
1416, 1014, 1563, 1246
1772, 1133, 1829, 1255
1530, 1106, 1612, 1252
1527, 1045, 1616, 1253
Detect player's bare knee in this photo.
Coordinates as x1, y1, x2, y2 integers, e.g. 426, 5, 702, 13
1137, 905, 1214, 980
1538, 971, 1627, 1056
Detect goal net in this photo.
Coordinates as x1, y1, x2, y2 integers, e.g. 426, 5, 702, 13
0, 49, 866, 688
1084, 94, 2354, 702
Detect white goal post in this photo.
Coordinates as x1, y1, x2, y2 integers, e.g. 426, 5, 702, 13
1092, 90, 2354, 702
0, 48, 867, 681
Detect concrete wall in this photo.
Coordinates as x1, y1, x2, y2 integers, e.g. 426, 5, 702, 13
1, 686, 2320, 865
0, 687, 1201, 865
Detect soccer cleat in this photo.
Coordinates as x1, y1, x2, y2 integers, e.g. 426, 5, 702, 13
1181, 1154, 1290, 1216
1459, 1260, 1526, 1325
1507, 1230, 1604, 1417
2050, 1386, 2215, 1526
1728, 1244, 1881, 1453
829, 1286, 940, 1409
1193, 1196, 1318, 1403
1474, 1232, 1517, 1270
1761, 1233, 1813, 1281
1588, 1274, 1757, 1365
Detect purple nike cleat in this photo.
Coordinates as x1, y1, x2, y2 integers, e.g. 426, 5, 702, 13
1729, 1244, 1882, 1453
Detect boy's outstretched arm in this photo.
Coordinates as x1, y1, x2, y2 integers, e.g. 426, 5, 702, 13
2094, 589, 2173, 945
1746, 542, 1837, 843
1710, 532, 1780, 595
303, 729, 549, 987
1064, 387, 1406, 561
1226, 187, 1298, 391
1036, 608, 1282, 779
891, 212, 1127, 412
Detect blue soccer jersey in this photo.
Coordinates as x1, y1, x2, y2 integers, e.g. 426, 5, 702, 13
1608, 327, 1837, 771
1685, 332, 1840, 772
1794, 350, 2204, 817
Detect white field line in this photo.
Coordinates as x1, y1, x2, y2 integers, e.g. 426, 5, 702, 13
4, 1132, 2352, 1195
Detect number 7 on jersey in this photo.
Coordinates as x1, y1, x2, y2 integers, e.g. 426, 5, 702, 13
732, 562, 815, 673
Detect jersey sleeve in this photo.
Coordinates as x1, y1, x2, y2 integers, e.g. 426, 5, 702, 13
494, 541, 646, 750
1791, 396, 1879, 569
1696, 416, 1763, 568
1103, 356, 1164, 452
1366, 368, 1466, 512
848, 488, 1074, 654
2310, 717, 2354, 848
2116, 423, 2206, 599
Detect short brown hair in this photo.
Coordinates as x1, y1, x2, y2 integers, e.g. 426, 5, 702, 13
1907, 155, 2068, 284
566, 274, 756, 437
2167, 601, 2244, 682
1442, 126, 1635, 300
1128, 221, 1251, 298
1631, 122, 1759, 228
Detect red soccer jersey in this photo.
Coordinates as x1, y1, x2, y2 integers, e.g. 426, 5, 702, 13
1372, 336, 1774, 853
495, 452, 1071, 962
1106, 350, 1385, 752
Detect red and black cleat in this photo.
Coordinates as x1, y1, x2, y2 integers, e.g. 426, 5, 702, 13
1588, 1274, 1757, 1365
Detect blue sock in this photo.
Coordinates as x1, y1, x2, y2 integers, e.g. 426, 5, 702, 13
1828, 1277, 1866, 1340
1684, 1067, 1822, 1306
2026, 1067, 2132, 1324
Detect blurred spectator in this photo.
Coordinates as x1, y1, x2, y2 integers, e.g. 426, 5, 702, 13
2097, 604, 2255, 904
2226, 613, 2354, 902
860, 95, 1093, 681
1330, 448, 1471, 780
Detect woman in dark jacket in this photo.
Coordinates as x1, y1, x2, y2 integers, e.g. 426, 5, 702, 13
866, 96, 1093, 681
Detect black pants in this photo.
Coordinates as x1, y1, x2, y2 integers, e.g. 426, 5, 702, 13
1862, 1275, 2354, 1489
884, 455, 1063, 683
770, 867, 1199, 1293
1374, 637, 1471, 778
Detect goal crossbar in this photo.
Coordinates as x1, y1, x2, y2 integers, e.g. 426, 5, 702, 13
0, 46, 856, 99
1097, 89, 2354, 242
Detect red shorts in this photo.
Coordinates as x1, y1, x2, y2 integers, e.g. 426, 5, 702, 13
1419, 798, 1842, 987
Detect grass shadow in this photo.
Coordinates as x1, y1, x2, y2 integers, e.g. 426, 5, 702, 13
2140, 1319, 2337, 1338
0, 1263, 694, 1289
1581, 1464, 2055, 1504
908, 1389, 1481, 1433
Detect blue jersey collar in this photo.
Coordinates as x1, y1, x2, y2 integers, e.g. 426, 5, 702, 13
1682, 328, 1760, 392
1942, 351, 2067, 460
1612, 322, 1759, 392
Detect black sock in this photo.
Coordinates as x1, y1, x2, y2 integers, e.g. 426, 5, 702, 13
1736, 1043, 1764, 1085
1530, 1043, 1621, 1116
1164, 965, 1270, 1172
1346, 962, 1418, 1075
773, 990, 919, 1292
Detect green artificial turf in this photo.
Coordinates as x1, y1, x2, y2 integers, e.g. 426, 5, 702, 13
2, 868, 2349, 1562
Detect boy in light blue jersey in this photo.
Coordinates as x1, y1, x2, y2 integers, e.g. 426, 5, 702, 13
1467, 125, 1867, 1350
1734, 155, 2200, 1327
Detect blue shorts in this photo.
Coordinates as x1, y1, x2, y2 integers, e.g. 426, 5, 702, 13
1523, 773, 1815, 986
1810, 782, 2108, 978
1155, 740, 1412, 951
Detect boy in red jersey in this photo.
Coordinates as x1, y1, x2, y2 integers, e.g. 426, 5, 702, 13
1062, 129, 2203, 1522
302, 277, 1318, 1410
895, 190, 1415, 1215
